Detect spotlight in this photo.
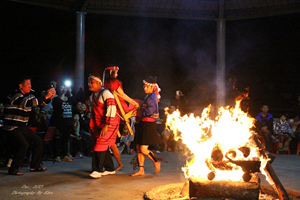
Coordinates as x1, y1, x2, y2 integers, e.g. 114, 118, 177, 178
64, 80, 72, 87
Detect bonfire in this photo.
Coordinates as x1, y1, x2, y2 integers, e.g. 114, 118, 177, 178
163, 96, 290, 200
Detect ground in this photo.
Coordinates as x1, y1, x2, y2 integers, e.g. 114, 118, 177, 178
0, 152, 299, 200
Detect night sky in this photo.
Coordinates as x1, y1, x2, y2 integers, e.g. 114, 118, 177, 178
1, 1, 300, 117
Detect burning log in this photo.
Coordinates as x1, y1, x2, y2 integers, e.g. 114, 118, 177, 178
189, 176, 260, 200
211, 146, 234, 171
226, 149, 237, 159
207, 171, 216, 180
252, 135, 290, 200
238, 146, 251, 158
211, 146, 223, 162
226, 160, 261, 174
243, 172, 252, 182
211, 161, 233, 171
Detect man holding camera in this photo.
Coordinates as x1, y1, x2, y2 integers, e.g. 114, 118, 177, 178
3, 77, 56, 175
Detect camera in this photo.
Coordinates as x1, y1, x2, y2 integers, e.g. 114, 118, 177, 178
47, 80, 57, 90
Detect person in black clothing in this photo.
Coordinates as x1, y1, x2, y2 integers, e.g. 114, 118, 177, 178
3, 77, 56, 175
51, 85, 77, 162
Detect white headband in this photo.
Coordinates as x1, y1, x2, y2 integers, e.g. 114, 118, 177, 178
90, 76, 102, 83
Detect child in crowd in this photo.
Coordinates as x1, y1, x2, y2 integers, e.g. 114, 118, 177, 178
70, 113, 84, 159
273, 114, 292, 151
118, 122, 135, 155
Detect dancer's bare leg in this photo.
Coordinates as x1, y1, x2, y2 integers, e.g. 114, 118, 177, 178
140, 145, 161, 175
110, 144, 123, 171
131, 145, 145, 176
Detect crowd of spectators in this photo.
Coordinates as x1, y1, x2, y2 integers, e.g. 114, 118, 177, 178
0, 74, 299, 176
255, 100, 300, 154
0, 79, 93, 174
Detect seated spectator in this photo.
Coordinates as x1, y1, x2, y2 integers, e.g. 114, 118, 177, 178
28, 106, 48, 133
291, 94, 300, 142
273, 114, 292, 151
255, 104, 278, 153
118, 121, 135, 155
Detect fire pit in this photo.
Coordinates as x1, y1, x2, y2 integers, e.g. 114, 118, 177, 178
155, 98, 291, 200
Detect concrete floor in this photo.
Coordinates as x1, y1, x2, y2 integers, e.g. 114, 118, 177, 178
0, 152, 299, 200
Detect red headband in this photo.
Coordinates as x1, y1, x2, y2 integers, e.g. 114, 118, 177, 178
143, 80, 161, 102
105, 66, 119, 71
143, 80, 157, 86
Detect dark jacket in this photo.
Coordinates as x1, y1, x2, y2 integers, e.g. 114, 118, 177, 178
255, 112, 274, 134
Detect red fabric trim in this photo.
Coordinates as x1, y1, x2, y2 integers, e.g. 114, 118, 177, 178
141, 117, 155, 122
106, 98, 116, 106
105, 66, 119, 71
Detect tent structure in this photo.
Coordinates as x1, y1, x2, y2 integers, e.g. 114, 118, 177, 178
10, 0, 300, 106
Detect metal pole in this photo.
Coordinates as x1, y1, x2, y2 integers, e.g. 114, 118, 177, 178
75, 12, 86, 93
216, 0, 226, 107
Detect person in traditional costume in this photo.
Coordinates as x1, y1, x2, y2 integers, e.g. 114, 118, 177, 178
103, 66, 139, 112
103, 66, 139, 171
88, 74, 119, 178
131, 76, 162, 177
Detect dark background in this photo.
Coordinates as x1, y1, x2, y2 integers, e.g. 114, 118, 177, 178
1, 1, 300, 118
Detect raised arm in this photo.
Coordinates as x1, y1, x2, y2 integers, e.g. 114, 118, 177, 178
116, 86, 139, 108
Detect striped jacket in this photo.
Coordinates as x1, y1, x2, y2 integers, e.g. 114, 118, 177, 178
89, 87, 118, 132
3, 90, 50, 131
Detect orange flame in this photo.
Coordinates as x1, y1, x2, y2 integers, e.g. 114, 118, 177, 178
166, 98, 271, 182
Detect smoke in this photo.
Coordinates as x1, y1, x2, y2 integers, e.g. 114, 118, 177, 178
114, 17, 218, 112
